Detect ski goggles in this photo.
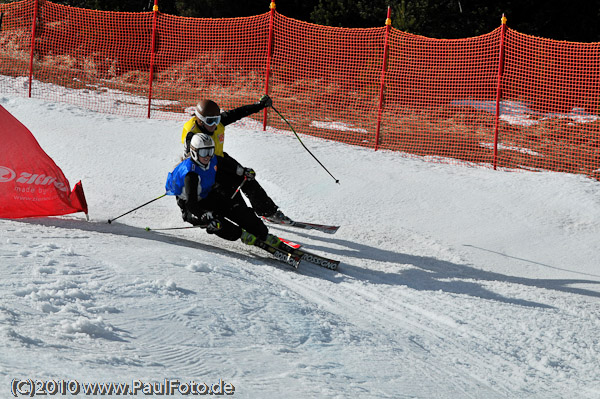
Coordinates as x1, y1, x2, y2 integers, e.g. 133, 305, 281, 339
196, 114, 221, 126
194, 146, 215, 158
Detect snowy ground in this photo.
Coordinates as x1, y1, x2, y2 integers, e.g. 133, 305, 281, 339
1, 87, 600, 398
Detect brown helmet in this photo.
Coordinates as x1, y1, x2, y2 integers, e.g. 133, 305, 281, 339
194, 99, 221, 127
194, 99, 220, 118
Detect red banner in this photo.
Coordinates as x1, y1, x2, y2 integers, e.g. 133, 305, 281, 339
0, 105, 88, 218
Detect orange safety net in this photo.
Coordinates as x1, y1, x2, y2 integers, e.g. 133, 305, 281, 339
500, 30, 600, 176
268, 13, 386, 148
0, 0, 34, 78
380, 29, 502, 164
1, 0, 599, 179
153, 12, 270, 113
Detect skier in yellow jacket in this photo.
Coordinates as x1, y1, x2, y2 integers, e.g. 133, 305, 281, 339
181, 95, 288, 221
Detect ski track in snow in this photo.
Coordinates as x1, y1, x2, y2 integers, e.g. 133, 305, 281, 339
1, 90, 600, 398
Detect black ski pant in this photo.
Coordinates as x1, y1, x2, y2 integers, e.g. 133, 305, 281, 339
179, 190, 268, 242
216, 154, 278, 217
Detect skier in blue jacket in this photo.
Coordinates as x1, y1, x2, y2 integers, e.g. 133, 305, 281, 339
166, 133, 280, 246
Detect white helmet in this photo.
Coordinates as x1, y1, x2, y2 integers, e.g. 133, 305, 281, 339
189, 133, 215, 169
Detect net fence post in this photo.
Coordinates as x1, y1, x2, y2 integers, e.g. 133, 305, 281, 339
262, 1, 276, 131
375, 6, 392, 151
493, 14, 507, 170
147, 0, 159, 118
27, 0, 40, 98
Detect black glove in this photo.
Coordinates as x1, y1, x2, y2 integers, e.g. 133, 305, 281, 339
258, 94, 272, 108
199, 212, 222, 233
236, 166, 256, 181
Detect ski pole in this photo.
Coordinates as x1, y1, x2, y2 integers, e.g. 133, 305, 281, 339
231, 176, 247, 199
270, 105, 340, 184
107, 193, 166, 224
145, 225, 201, 231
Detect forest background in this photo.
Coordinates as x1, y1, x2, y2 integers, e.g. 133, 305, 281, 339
0, 0, 598, 42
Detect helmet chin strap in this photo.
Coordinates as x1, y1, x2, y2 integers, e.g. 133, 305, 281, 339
192, 154, 211, 171
201, 157, 211, 167
195, 119, 206, 132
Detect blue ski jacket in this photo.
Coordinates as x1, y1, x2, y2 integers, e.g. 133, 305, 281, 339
165, 157, 217, 200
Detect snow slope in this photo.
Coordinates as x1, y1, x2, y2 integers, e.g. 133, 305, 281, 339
1, 87, 600, 398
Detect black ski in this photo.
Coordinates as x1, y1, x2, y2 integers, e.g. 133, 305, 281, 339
145, 225, 336, 270
295, 248, 340, 270
252, 238, 302, 269
253, 238, 339, 271
278, 241, 340, 271
262, 216, 340, 234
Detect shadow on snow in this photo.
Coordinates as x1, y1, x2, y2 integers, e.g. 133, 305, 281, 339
268, 226, 600, 308
14, 217, 600, 310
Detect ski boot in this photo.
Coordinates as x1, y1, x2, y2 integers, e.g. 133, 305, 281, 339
240, 230, 281, 248
265, 209, 292, 224
264, 234, 282, 248
240, 230, 258, 245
